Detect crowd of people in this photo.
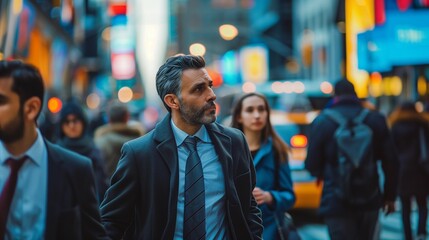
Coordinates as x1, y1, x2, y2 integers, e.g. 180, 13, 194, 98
0, 55, 428, 240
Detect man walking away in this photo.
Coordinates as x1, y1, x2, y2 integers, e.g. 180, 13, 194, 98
305, 78, 399, 240
94, 101, 144, 178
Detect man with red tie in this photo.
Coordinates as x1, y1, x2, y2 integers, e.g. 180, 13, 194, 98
0, 60, 107, 240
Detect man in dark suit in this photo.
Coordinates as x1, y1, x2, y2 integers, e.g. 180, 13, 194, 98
101, 55, 263, 239
0, 61, 107, 240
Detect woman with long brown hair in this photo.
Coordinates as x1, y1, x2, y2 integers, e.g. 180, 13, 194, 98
231, 92, 296, 240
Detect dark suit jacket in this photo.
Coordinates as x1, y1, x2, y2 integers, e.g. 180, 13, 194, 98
100, 114, 263, 239
43, 141, 107, 240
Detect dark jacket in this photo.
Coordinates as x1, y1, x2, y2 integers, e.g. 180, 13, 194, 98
57, 136, 109, 202
253, 138, 295, 240
389, 111, 429, 196
94, 123, 144, 178
58, 100, 109, 202
305, 99, 399, 216
100, 114, 263, 240
44, 141, 107, 240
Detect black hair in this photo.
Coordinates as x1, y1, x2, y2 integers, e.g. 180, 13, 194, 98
0, 60, 45, 120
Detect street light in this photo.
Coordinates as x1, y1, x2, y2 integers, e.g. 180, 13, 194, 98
219, 24, 238, 41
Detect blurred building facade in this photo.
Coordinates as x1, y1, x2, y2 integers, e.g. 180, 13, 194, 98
171, 0, 296, 81
2, 0, 429, 119
0, 0, 110, 103
293, 0, 344, 83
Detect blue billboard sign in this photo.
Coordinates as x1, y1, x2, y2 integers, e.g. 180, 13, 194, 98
358, 10, 429, 72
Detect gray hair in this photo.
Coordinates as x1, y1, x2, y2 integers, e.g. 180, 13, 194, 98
156, 55, 206, 112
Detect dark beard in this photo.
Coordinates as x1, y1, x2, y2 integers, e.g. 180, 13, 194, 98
0, 108, 25, 143
179, 100, 216, 125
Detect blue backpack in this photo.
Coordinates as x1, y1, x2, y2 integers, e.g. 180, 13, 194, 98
324, 108, 380, 206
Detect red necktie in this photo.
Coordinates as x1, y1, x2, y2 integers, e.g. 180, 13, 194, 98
0, 156, 27, 239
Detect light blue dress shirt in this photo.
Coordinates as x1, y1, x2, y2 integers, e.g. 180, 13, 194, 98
171, 121, 227, 240
0, 129, 48, 239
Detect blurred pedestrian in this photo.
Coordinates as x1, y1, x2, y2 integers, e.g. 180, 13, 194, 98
0, 60, 107, 239
305, 78, 399, 240
88, 106, 108, 137
94, 101, 144, 178
231, 92, 296, 240
57, 99, 108, 202
37, 109, 57, 142
100, 55, 263, 239
388, 101, 429, 240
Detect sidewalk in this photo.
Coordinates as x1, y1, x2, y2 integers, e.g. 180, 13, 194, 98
296, 208, 429, 240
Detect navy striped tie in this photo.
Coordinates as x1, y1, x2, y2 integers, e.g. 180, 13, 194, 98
183, 136, 206, 240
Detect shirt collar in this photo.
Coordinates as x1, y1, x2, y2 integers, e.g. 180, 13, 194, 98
0, 129, 45, 166
170, 120, 211, 147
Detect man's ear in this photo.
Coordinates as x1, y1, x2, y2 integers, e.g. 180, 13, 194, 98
164, 94, 180, 110
23, 96, 41, 121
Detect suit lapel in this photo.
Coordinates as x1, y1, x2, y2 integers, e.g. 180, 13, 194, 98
44, 141, 63, 240
153, 115, 178, 176
205, 124, 234, 197
207, 125, 233, 173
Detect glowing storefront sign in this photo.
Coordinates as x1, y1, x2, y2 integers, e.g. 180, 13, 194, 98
358, 10, 429, 72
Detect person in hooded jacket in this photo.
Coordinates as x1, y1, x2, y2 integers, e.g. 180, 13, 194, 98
94, 101, 144, 178
57, 100, 108, 202
388, 101, 429, 240
231, 92, 296, 240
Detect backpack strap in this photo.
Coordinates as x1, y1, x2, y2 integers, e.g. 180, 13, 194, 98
354, 108, 370, 124
323, 109, 347, 126
324, 108, 370, 125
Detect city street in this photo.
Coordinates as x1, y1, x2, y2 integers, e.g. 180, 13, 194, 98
2, 0, 429, 239
293, 204, 429, 240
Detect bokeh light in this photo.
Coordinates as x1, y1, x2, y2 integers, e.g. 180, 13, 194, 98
219, 24, 239, 40
320, 81, 333, 94
242, 82, 256, 93
48, 97, 62, 113
118, 87, 133, 103
86, 93, 101, 110
189, 43, 206, 56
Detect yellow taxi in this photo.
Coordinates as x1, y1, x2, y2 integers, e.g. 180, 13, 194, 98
270, 110, 323, 209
